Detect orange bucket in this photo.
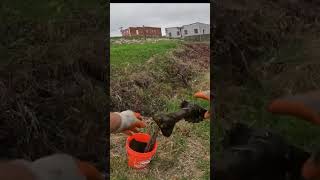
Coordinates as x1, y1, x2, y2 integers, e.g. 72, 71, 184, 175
126, 133, 158, 169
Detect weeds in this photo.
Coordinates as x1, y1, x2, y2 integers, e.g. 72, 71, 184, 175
213, 0, 320, 169
110, 40, 210, 180
110, 43, 209, 115
0, 2, 107, 171
110, 40, 179, 66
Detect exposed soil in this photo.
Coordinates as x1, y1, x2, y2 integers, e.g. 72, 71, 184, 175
173, 43, 210, 70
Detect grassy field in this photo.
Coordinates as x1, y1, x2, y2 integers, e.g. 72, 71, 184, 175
110, 39, 210, 180
110, 40, 179, 66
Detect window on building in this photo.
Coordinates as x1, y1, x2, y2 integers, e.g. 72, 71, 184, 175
177, 31, 180, 36
136, 30, 139, 35
194, 29, 198, 34
169, 32, 172, 37
184, 30, 188, 35
203, 29, 205, 34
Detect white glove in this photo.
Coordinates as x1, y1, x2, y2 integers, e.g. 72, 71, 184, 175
115, 110, 145, 135
10, 154, 85, 180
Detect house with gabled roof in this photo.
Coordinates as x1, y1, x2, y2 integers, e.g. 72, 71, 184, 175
165, 22, 210, 38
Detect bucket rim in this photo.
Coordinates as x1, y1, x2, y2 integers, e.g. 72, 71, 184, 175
126, 133, 158, 157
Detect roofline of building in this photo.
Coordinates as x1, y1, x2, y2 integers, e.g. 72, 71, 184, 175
165, 22, 209, 29
165, 27, 181, 29
122, 22, 209, 31
182, 22, 209, 26
123, 26, 161, 29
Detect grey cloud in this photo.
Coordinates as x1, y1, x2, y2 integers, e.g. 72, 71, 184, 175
110, 3, 210, 37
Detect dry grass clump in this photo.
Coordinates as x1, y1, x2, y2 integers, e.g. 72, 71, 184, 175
110, 43, 210, 115
0, 10, 107, 171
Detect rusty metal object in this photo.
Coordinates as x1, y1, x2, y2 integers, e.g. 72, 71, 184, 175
152, 100, 207, 137
144, 126, 160, 153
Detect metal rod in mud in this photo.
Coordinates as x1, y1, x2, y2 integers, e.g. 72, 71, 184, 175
144, 126, 160, 153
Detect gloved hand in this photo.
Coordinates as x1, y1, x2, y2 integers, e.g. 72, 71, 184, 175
7, 154, 103, 180
194, 90, 210, 119
115, 110, 146, 135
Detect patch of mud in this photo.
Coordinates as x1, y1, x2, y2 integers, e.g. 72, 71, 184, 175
129, 139, 148, 153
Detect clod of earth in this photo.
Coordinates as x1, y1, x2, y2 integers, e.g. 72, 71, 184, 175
130, 139, 150, 153
152, 100, 207, 137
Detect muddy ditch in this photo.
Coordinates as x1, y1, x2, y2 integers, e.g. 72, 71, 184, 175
110, 42, 210, 116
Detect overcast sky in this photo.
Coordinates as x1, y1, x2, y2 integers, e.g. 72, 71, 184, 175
110, 3, 210, 37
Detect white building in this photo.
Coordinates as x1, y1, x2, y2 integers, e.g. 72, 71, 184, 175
165, 22, 210, 38
165, 27, 182, 38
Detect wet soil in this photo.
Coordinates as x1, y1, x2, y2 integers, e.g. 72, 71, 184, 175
130, 139, 150, 153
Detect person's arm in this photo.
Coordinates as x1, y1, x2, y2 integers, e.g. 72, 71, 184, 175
0, 162, 34, 180
110, 110, 145, 135
110, 112, 121, 133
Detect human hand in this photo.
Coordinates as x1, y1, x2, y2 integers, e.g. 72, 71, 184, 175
116, 110, 146, 135
194, 90, 210, 119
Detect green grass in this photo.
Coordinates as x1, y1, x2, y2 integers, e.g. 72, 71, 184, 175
110, 40, 179, 66
110, 41, 210, 179
164, 94, 209, 113
110, 88, 210, 180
